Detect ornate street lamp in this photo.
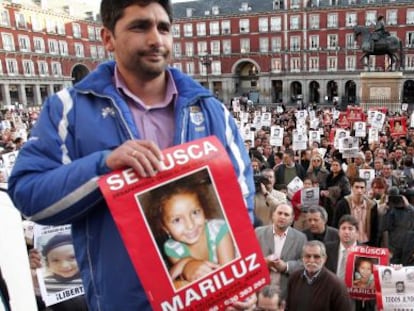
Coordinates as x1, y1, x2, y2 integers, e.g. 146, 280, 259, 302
200, 55, 212, 90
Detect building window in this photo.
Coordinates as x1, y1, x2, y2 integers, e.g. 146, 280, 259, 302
0, 9, 10, 27
23, 60, 35, 76
172, 24, 180, 38
327, 57, 337, 71
184, 23, 193, 37
38, 61, 49, 76
291, 0, 300, 9
270, 16, 282, 31
271, 58, 282, 72
90, 45, 97, 58
346, 33, 356, 49
185, 42, 194, 57
31, 15, 43, 32
18, 35, 30, 52
221, 20, 231, 35
365, 11, 376, 26
0, 60, 3, 74
196, 22, 206, 36
46, 19, 56, 33
271, 37, 282, 52
57, 20, 66, 35
407, 9, 414, 24
240, 38, 250, 53
259, 17, 268, 32
212, 61, 221, 75
73, 23, 81, 38
328, 34, 338, 49
211, 40, 220, 55
223, 40, 231, 54
212, 6, 219, 15
309, 15, 319, 29
290, 16, 300, 30
88, 26, 96, 40
2, 33, 15, 51
15, 12, 27, 29
51, 62, 62, 76
74, 43, 84, 57
48, 39, 58, 54
290, 36, 300, 51
259, 37, 269, 53
387, 10, 397, 25
173, 42, 181, 57
186, 62, 195, 75
327, 13, 338, 28
407, 32, 414, 48
6, 59, 18, 75
346, 13, 357, 27
309, 35, 319, 50
346, 56, 356, 71
239, 19, 249, 33
290, 57, 301, 72
98, 46, 106, 59
405, 55, 414, 70
210, 21, 219, 36
34, 37, 45, 53
197, 41, 207, 55
59, 40, 68, 55
309, 57, 319, 72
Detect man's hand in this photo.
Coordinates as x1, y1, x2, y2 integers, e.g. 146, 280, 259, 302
105, 140, 163, 177
226, 293, 257, 311
29, 249, 42, 270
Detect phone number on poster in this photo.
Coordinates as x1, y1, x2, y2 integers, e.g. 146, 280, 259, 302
223, 277, 267, 306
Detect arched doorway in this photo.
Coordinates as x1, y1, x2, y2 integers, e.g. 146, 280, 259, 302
344, 80, 357, 105
71, 64, 90, 84
272, 80, 283, 103
308, 81, 320, 104
234, 60, 260, 103
403, 80, 414, 104
326, 80, 338, 103
290, 81, 302, 104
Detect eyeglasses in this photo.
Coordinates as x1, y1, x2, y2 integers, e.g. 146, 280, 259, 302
303, 254, 323, 259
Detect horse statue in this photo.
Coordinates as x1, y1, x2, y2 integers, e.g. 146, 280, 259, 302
353, 25, 404, 71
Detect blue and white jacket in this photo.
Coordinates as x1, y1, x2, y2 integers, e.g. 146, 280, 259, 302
8, 61, 254, 311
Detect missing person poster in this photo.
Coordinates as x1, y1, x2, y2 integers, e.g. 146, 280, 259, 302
345, 246, 389, 300
374, 265, 414, 311
98, 136, 269, 311
34, 225, 84, 306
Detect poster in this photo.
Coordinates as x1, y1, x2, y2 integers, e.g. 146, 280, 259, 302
98, 137, 269, 311
300, 187, 320, 209
389, 117, 407, 138
34, 225, 84, 306
270, 126, 284, 147
354, 122, 367, 138
374, 265, 414, 311
345, 246, 389, 300
292, 130, 307, 151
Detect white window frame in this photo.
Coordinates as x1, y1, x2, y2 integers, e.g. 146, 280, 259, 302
210, 40, 220, 55
184, 23, 193, 37
271, 37, 282, 52
172, 24, 180, 38
407, 9, 414, 25
346, 56, 356, 71
270, 16, 282, 31
327, 57, 337, 71
221, 20, 231, 35
327, 13, 338, 28
210, 21, 219, 36
346, 33, 356, 49
328, 34, 338, 49
98, 46, 106, 59
46, 19, 56, 34
240, 38, 250, 53
90, 45, 97, 58
271, 58, 282, 73
73, 23, 81, 38
15, 12, 27, 29
18, 35, 31, 52
88, 26, 96, 41
309, 35, 319, 50
259, 37, 269, 53
197, 41, 207, 55
22, 60, 35, 77
59, 40, 68, 56
405, 54, 414, 70
346, 13, 357, 27
290, 16, 300, 30
259, 17, 268, 32
31, 15, 43, 32
51, 62, 62, 77
6, 58, 18, 76
387, 10, 397, 26
34, 37, 45, 53
223, 40, 231, 54
48, 39, 58, 54
38, 61, 49, 76
57, 20, 66, 35
75, 43, 84, 57
309, 15, 319, 29
365, 11, 376, 27
173, 42, 181, 57
309, 57, 319, 72
290, 36, 300, 51
239, 19, 250, 33
290, 57, 301, 72
186, 62, 195, 75
196, 22, 206, 36
0, 9, 10, 27
185, 42, 194, 57
2, 33, 15, 51
211, 61, 221, 75
407, 32, 414, 48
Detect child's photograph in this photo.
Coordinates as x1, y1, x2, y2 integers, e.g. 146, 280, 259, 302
352, 256, 378, 289
137, 168, 239, 290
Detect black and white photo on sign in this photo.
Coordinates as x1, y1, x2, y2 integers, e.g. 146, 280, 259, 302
2, 150, 18, 180
292, 130, 307, 151
370, 111, 385, 130
359, 169, 375, 190
287, 176, 304, 200
368, 128, 379, 144
232, 99, 241, 113
242, 125, 255, 143
339, 137, 359, 158
309, 131, 320, 144
261, 112, 272, 127
410, 112, 414, 128
270, 126, 284, 147
354, 122, 366, 137
34, 225, 84, 307
334, 129, 349, 150
240, 112, 249, 124
301, 187, 320, 208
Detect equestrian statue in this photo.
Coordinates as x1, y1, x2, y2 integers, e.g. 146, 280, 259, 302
353, 16, 404, 71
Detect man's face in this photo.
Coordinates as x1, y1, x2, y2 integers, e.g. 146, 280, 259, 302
374, 159, 383, 171
306, 212, 326, 234
382, 165, 392, 178
101, 3, 172, 81
256, 293, 279, 311
272, 204, 294, 232
352, 181, 366, 198
302, 245, 326, 276
262, 171, 275, 189
283, 154, 293, 166
339, 221, 358, 246
395, 149, 403, 160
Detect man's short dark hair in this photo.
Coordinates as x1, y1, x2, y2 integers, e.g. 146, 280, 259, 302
308, 205, 328, 223
258, 284, 279, 298
100, 0, 173, 32
352, 177, 367, 186
338, 214, 359, 230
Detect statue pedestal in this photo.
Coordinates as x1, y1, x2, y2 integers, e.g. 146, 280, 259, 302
360, 72, 403, 112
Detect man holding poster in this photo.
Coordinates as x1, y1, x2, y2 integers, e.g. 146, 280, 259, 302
6, 0, 255, 310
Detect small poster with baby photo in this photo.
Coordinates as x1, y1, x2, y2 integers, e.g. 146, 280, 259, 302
345, 245, 389, 300
98, 136, 269, 311
33, 224, 85, 306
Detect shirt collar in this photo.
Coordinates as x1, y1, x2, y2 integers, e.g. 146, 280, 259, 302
273, 226, 289, 237
302, 268, 323, 285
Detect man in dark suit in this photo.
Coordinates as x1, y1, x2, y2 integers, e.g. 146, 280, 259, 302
325, 215, 376, 311
255, 203, 307, 301
303, 205, 339, 244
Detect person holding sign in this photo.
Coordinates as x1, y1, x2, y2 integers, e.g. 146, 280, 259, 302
6, 0, 255, 310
